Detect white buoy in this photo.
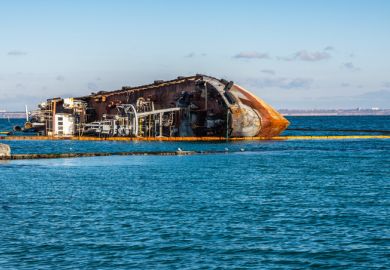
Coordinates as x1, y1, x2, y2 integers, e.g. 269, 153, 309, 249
0, 144, 11, 158
177, 148, 182, 152
25, 105, 29, 121
240, 148, 245, 152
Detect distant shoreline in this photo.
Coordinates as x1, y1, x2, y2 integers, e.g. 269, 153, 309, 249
283, 113, 390, 116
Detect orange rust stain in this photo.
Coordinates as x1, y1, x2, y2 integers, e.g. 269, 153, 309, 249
232, 84, 290, 137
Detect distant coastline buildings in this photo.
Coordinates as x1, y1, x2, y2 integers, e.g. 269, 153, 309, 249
1, 108, 389, 119
279, 108, 390, 116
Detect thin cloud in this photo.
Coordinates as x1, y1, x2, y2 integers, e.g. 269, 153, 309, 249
340, 83, 350, 87
234, 51, 270, 59
247, 77, 313, 89
342, 62, 360, 71
382, 81, 390, 88
357, 90, 390, 100
56, 75, 65, 81
318, 90, 390, 109
261, 69, 275, 75
87, 82, 99, 91
279, 49, 331, 62
0, 94, 45, 111
324, 46, 334, 51
7, 50, 27, 56
294, 50, 331, 61
185, 52, 206, 58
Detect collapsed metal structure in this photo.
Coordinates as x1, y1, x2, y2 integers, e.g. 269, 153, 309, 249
25, 74, 289, 138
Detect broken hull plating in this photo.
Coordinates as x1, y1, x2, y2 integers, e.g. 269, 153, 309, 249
229, 84, 290, 137
27, 75, 289, 138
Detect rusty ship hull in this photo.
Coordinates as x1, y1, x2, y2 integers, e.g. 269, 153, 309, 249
25, 75, 289, 138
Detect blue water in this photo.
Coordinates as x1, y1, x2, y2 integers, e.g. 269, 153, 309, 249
283, 116, 390, 136
0, 117, 389, 269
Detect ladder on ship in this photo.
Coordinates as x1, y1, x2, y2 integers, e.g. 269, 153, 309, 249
45, 102, 53, 135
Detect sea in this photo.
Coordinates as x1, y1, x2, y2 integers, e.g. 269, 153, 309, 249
0, 116, 389, 269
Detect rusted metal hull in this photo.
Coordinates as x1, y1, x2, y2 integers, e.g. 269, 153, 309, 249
24, 74, 289, 138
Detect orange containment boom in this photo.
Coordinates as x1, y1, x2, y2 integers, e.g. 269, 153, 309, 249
1, 135, 389, 141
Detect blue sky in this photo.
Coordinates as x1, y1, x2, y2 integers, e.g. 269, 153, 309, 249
1, 0, 389, 110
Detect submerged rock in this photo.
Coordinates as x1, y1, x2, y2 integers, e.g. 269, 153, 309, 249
0, 144, 11, 158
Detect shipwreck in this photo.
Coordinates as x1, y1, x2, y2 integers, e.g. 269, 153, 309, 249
21, 74, 289, 138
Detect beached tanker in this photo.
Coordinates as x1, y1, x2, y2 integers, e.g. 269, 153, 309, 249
22, 74, 289, 138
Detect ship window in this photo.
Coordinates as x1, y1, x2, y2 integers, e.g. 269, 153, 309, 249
58, 117, 63, 121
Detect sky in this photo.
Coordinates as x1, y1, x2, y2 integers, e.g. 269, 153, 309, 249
1, 0, 389, 110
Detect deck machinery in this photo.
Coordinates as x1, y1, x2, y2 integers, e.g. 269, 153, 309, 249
25, 75, 289, 138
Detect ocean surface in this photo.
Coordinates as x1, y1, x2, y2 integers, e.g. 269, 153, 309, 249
0, 116, 389, 269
